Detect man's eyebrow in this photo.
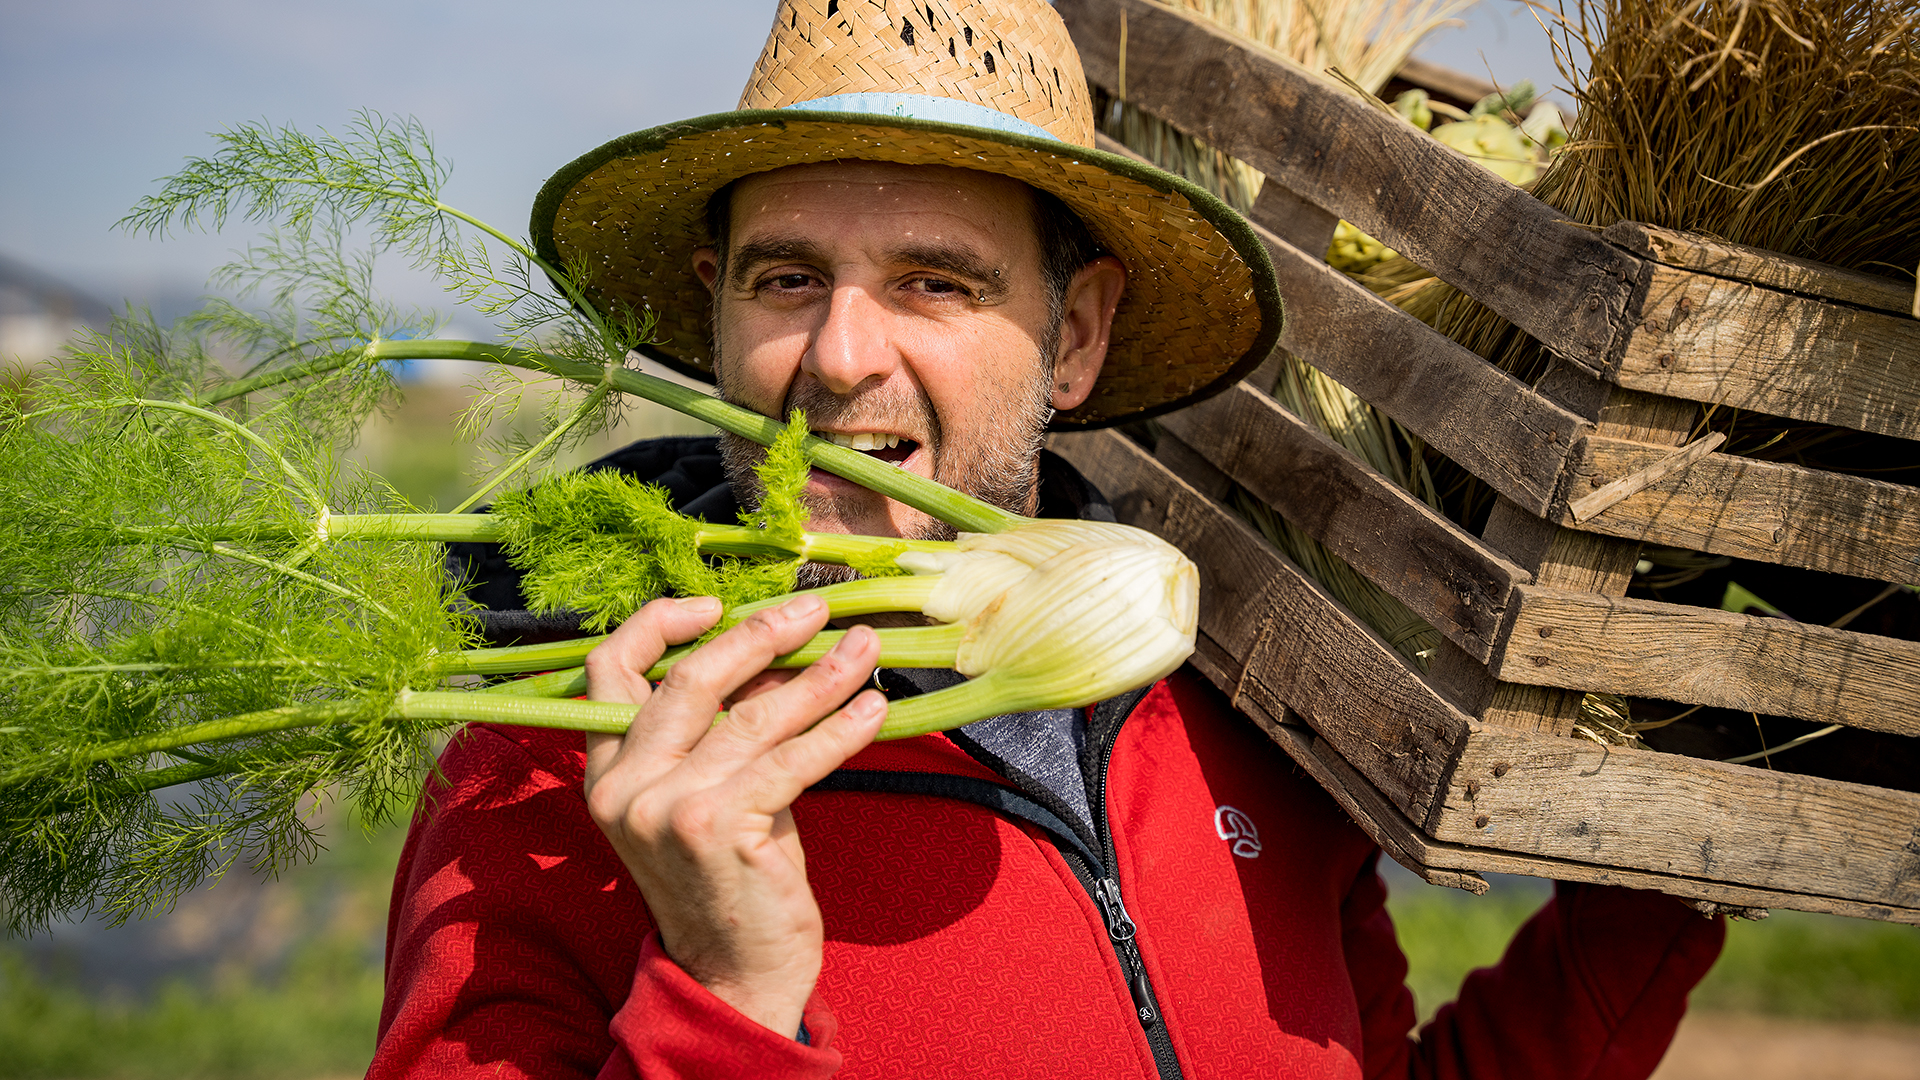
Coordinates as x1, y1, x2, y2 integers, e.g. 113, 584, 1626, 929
727, 236, 829, 290
726, 236, 1008, 297
888, 242, 1001, 288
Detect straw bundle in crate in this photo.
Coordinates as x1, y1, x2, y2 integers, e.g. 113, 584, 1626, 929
1051, 0, 1920, 921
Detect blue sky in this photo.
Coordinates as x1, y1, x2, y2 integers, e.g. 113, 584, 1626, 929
0, 0, 1561, 317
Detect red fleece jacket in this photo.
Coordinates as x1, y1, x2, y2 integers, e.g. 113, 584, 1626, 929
369, 669, 1723, 1079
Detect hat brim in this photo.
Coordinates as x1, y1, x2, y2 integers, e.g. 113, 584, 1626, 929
530, 109, 1284, 429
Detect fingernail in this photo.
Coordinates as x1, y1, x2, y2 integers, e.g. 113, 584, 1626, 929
849, 690, 887, 720
677, 596, 722, 614
827, 624, 871, 656
782, 594, 827, 619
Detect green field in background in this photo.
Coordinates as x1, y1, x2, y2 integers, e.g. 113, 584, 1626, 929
1386, 868, 1920, 1024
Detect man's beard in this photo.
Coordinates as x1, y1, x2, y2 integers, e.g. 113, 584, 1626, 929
716, 351, 1056, 590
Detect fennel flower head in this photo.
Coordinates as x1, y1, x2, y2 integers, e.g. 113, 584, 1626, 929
898, 520, 1200, 711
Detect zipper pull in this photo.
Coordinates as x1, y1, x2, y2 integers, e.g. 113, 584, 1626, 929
1096, 877, 1137, 942
1097, 877, 1158, 1026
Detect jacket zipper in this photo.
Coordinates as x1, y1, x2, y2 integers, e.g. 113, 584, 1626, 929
1084, 694, 1185, 1080
1095, 876, 1157, 1025
833, 684, 1183, 1077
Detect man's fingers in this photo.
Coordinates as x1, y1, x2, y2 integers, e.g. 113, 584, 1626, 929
637, 595, 833, 745
724, 688, 888, 817
586, 596, 724, 705
686, 622, 881, 772
726, 669, 800, 706
584, 595, 723, 785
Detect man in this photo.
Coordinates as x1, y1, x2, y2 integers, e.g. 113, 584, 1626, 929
370, 2, 1723, 1077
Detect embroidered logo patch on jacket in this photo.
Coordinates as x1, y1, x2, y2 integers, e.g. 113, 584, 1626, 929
1214, 805, 1262, 859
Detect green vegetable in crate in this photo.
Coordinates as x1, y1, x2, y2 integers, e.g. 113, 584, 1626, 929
1326, 220, 1400, 275
1331, 84, 1567, 272
0, 115, 1197, 935
1431, 114, 1541, 185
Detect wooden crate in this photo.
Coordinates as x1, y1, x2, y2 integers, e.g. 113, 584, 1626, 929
1049, 0, 1920, 922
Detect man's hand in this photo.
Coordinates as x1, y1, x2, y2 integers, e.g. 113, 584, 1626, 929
582, 594, 886, 1037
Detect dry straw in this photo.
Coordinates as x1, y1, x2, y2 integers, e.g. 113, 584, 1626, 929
1372, 0, 1920, 514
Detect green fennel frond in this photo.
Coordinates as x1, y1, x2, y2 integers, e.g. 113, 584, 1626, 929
1, 114, 1078, 938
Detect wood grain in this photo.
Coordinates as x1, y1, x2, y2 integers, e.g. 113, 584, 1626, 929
1091, 128, 1342, 258
1057, 0, 1645, 373
1606, 222, 1917, 316
1253, 220, 1588, 515
1493, 585, 1920, 737
1298, 720, 1920, 922
1049, 428, 1474, 824
1156, 381, 1533, 661
1566, 432, 1724, 523
1426, 380, 1697, 733
1262, 719, 1490, 894
1432, 724, 1920, 910
1564, 437, 1920, 586
1615, 264, 1920, 441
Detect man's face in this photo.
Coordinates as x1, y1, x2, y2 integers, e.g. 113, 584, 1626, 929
692, 160, 1115, 541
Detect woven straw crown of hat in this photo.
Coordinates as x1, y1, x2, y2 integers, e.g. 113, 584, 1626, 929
530, 0, 1282, 428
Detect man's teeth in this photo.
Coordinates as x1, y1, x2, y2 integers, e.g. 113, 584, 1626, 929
819, 431, 902, 451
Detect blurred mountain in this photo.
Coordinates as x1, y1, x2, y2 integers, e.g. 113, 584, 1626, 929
0, 251, 113, 367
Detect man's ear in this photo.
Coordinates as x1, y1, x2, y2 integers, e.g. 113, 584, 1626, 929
1051, 255, 1126, 411
692, 247, 721, 291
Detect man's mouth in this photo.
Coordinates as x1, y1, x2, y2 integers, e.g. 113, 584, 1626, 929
816, 430, 919, 465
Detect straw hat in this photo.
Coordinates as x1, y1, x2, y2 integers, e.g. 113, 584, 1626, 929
530, 0, 1283, 428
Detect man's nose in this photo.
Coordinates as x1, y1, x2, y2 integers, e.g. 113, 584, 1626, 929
803, 283, 898, 395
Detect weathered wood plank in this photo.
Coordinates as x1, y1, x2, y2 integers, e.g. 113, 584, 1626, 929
1049, 428, 1473, 823
1157, 381, 1532, 661
1493, 585, 1920, 738
1092, 128, 1342, 267
1426, 381, 1696, 733
1303, 722, 1920, 923
1615, 263, 1920, 441
1565, 432, 1724, 523
1251, 220, 1588, 515
1432, 724, 1920, 910
1261, 720, 1490, 894
1564, 437, 1920, 586
1056, 0, 1645, 373
1607, 222, 1916, 316
1245, 179, 1340, 263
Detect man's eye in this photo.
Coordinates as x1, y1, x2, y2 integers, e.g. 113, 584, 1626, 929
765, 273, 815, 290
913, 277, 965, 295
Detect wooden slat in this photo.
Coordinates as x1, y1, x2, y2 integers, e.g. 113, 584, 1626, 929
1614, 263, 1920, 441
1252, 221, 1588, 515
1263, 723, 1491, 895
1049, 428, 1473, 824
1091, 129, 1341, 273
1431, 724, 1920, 911
1156, 381, 1532, 661
1492, 585, 1920, 737
1297, 720, 1920, 923
1565, 433, 1724, 523
1056, 0, 1645, 373
1564, 437, 1920, 586
1607, 222, 1917, 316
1426, 381, 1699, 735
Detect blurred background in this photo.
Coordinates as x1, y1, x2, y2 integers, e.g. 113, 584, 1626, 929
3, 2, 1916, 1078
